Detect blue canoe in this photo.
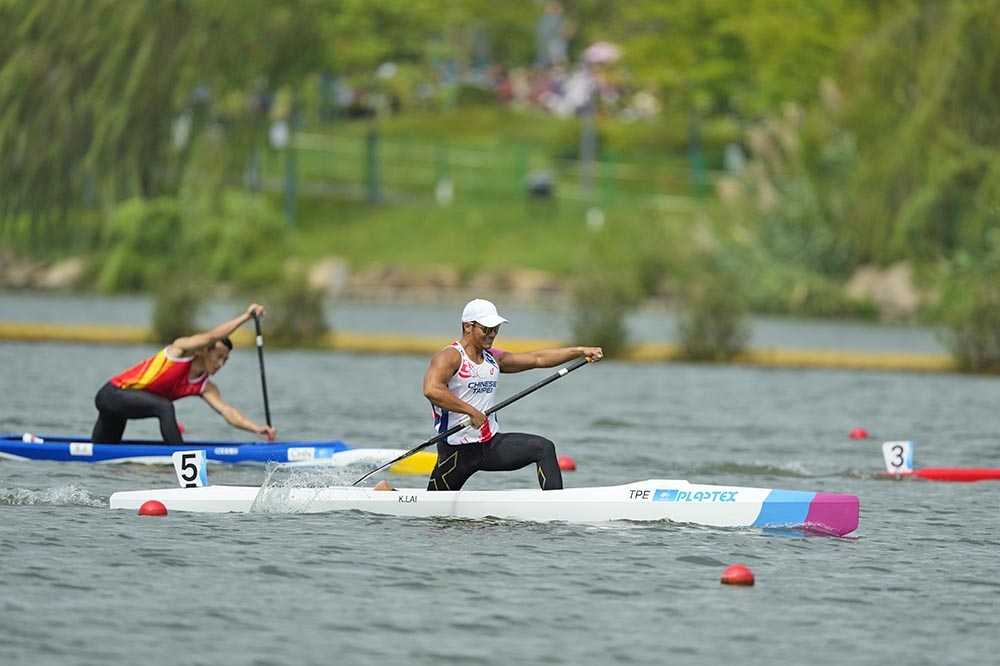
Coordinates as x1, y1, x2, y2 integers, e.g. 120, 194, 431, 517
0, 432, 394, 466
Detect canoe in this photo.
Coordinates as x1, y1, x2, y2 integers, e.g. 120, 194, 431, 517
109, 479, 860, 536
0, 432, 437, 473
879, 440, 1000, 482
880, 467, 1000, 482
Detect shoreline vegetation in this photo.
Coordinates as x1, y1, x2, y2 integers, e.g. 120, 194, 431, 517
0, 320, 952, 373
3, 3, 999, 373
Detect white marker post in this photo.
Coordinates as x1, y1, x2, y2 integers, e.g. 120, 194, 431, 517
882, 441, 914, 474
172, 450, 208, 488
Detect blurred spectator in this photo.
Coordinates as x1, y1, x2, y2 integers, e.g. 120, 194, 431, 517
536, 1, 574, 69
492, 64, 514, 104
724, 143, 747, 173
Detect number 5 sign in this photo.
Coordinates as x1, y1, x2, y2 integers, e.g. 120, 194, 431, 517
172, 450, 208, 488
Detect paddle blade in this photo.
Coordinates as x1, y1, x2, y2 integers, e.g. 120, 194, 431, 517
390, 450, 437, 475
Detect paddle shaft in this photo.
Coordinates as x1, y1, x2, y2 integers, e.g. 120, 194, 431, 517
252, 312, 272, 428
352, 356, 592, 486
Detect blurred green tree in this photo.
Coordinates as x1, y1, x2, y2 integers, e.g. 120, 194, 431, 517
0, 0, 329, 240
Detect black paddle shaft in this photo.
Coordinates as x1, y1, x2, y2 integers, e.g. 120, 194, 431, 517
351, 356, 592, 486
252, 311, 272, 428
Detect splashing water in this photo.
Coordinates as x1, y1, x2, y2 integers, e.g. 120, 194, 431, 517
251, 461, 373, 513
0, 484, 105, 507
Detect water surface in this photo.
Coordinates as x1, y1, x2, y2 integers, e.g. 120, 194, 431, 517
0, 318, 994, 666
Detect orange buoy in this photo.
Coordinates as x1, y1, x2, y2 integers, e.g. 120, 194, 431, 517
849, 427, 868, 439
720, 564, 755, 586
138, 500, 168, 516
557, 455, 576, 471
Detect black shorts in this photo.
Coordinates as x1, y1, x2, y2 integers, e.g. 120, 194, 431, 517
91, 382, 184, 444
427, 431, 562, 491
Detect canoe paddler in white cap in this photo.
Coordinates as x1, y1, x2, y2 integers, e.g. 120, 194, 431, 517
421, 298, 602, 491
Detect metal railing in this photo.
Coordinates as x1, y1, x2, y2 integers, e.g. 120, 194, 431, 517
278, 130, 716, 214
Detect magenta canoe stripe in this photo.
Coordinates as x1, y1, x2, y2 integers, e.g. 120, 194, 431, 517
805, 492, 860, 536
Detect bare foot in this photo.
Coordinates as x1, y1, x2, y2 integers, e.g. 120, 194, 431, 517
373, 480, 396, 491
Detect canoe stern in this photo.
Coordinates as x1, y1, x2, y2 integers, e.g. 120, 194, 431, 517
752, 489, 859, 537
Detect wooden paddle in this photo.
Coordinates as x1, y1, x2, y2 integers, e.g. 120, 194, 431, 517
352, 356, 593, 486
251, 311, 273, 438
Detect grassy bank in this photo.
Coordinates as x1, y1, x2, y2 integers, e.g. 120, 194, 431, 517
5, 106, 870, 328
264, 107, 716, 283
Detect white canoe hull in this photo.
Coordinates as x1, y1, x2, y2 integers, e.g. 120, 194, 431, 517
109, 479, 859, 535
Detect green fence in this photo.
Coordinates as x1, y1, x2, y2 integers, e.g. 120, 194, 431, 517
280, 130, 714, 215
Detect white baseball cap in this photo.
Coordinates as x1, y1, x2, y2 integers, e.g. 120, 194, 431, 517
461, 298, 509, 327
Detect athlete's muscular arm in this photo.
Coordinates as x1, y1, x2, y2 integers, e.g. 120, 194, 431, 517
201, 382, 276, 440
496, 346, 603, 373
169, 303, 265, 358
423, 347, 487, 429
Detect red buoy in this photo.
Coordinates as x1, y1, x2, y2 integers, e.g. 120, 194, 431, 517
138, 500, 168, 516
557, 455, 576, 471
178, 422, 186, 434
720, 564, 755, 586
849, 427, 868, 439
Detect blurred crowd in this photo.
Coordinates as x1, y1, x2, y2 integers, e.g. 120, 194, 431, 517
306, 0, 661, 125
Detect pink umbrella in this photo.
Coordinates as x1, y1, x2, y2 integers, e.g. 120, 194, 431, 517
583, 41, 621, 64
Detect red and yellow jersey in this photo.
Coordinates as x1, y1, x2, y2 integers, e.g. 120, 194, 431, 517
110, 347, 209, 400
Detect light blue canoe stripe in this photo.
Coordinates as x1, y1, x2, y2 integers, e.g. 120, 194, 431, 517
751, 489, 815, 528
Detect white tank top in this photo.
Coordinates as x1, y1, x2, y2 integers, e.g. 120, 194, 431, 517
433, 343, 501, 444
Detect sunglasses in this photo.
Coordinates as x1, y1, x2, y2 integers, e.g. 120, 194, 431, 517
475, 322, 501, 335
